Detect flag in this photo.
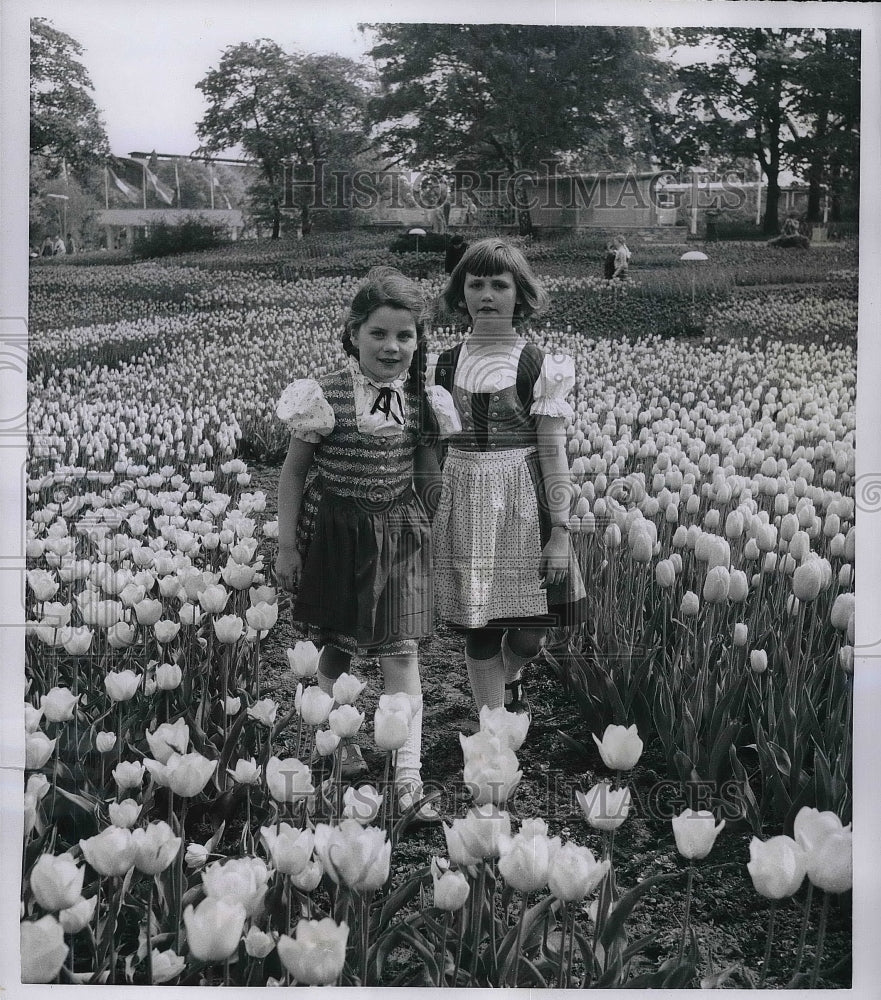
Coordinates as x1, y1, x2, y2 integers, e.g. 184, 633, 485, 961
108, 166, 139, 203
148, 149, 159, 172
135, 157, 174, 205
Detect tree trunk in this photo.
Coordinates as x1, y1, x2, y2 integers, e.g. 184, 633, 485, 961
271, 197, 281, 239
806, 157, 823, 223
763, 172, 781, 235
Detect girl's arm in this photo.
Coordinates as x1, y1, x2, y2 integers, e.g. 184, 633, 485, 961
535, 415, 573, 586
413, 444, 442, 521
276, 435, 317, 592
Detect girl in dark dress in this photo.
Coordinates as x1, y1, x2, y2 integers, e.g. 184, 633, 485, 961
275, 267, 460, 816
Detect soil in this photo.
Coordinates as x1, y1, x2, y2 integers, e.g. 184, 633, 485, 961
246, 462, 850, 989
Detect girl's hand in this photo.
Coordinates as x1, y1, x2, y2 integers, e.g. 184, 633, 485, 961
275, 548, 303, 593
539, 532, 570, 589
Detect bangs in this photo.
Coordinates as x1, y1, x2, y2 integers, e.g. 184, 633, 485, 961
461, 240, 526, 277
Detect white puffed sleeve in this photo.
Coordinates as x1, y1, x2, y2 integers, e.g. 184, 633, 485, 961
425, 352, 439, 390
275, 379, 335, 443
531, 353, 576, 419
425, 385, 462, 438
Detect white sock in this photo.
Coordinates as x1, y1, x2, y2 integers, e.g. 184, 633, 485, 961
395, 703, 423, 790
465, 651, 505, 712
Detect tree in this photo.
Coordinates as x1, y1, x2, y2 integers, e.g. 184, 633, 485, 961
30, 17, 109, 173
362, 24, 669, 178
668, 28, 850, 235
196, 41, 367, 237
785, 30, 859, 223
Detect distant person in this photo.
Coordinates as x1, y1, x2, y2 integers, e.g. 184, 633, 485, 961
40, 236, 54, 258
603, 240, 616, 280
431, 204, 446, 234
442, 194, 452, 229
52, 235, 66, 256
612, 235, 631, 280
769, 215, 810, 250
444, 234, 467, 275
65, 233, 77, 255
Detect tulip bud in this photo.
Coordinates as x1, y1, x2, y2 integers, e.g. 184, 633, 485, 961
29, 853, 85, 911
328, 705, 364, 739
733, 623, 748, 647
155, 662, 183, 690
314, 729, 340, 756
277, 918, 348, 986
58, 895, 97, 934
183, 898, 246, 962
655, 559, 676, 589
20, 915, 69, 983
108, 799, 141, 828
95, 731, 117, 753
671, 809, 725, 860
244, 925, 277, 959
342, 784, 383, 825
298, 686, 333, 726
839, 645, 854, 674
750, 649, 768, 674
431, 857, 470, 911
576, 782, 632, 831
286, 641, 319, 679
547, 841, 610, 901
702, 565, 730, 604
497, 818, 561, 893
332, 672, 365, 705
373, 707, 410, 751
592, 723, 643, 770
679, 591, 700, 618
747, 836, 806, 899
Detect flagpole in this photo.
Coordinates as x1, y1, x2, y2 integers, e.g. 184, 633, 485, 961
104, 165, 109, 210
142, 162, 147, 209
209, 162, 215, 210
174, 159, 181, 208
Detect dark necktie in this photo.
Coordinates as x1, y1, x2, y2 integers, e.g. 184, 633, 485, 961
370, 386, 404, 424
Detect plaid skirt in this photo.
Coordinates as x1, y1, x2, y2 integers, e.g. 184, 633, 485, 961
292, 477, 432, 655
433, 447, 586, 630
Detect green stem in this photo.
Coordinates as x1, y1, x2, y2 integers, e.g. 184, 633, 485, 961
792, 881, 814, 978
679, 865, 695, 960
145, 878, 154, 985
758, 900, 776, 987
453, 904, 466, 987
174, 797, 187, 952
556, 900, 569, 988
809, 892, 830, 988
437, 909, 451, 986
509, 890, 529, 987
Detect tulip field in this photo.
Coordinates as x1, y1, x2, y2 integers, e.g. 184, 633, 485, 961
20, 232, 856, 987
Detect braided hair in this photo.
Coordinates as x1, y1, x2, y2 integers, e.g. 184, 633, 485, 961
342, 266, 439, 446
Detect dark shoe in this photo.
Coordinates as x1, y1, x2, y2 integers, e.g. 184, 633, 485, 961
504, 678, 532, 722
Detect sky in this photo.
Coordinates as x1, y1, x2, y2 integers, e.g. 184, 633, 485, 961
17, 0, 869, 161
29, 0, 378, 156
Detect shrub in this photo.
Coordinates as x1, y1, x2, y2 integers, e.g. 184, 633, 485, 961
132, 217, 227, 259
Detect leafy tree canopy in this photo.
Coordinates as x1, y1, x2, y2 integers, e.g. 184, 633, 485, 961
361, 23, 670, 174
30, 17, 109, 172
195, 40, 368, 235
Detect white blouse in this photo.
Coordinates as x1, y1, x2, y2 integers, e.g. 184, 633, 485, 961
276, 357, 461, 442
427, 341, 576, 420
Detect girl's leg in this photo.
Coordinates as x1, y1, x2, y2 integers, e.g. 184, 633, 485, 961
379, 651, 423, 786
317, 644, 352, 695
315, 644, 367, 778
464, 627, 505, 713
501, 627, 546, 714
380, 649, 440, 820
